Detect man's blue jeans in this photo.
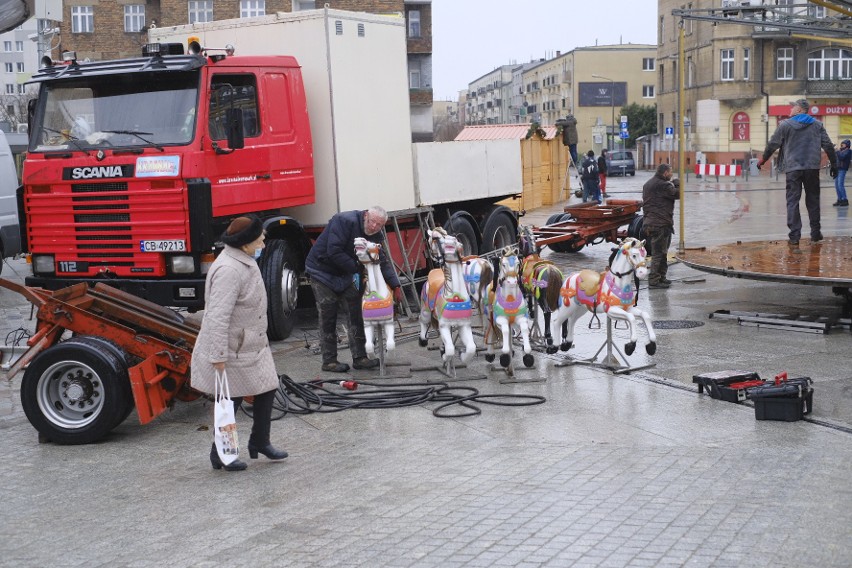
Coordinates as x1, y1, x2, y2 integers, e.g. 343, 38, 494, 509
835, 168, 848, 202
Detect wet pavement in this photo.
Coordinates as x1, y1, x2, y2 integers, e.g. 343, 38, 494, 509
1, 171, 851, 567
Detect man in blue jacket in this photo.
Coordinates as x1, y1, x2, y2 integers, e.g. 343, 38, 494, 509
306, 206, 402, 373
757, 98, 838, 246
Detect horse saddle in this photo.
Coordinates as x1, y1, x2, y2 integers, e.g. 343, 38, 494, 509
423, 268, 445, 308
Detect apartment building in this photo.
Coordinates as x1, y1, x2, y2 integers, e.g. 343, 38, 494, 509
466, 44, 656, 155
0, 17, 38, 132
656, 0, 852, 165
53, 0, 434, 140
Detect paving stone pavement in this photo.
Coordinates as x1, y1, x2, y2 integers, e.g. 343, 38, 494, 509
1, 172, 851, 567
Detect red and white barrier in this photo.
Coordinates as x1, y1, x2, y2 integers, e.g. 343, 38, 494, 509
694, 164, 742, 177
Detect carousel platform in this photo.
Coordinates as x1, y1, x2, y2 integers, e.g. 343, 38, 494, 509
676, 236, 852, 288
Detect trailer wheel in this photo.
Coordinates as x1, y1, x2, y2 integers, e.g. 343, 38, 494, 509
20, 338, 133, 444
548, 213, 583, 253
73, 336, 136, 425
261, 239, 300, 341
444, 215, 478, 256
482, 208, 517, 252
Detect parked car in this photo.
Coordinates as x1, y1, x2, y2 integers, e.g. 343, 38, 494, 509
606, 150, 635, 176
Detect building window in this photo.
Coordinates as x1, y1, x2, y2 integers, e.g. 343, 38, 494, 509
15, 41, 22, 51
777, 47, 794, 80
408, 10, 420, 38
5, 84, 13, 94
659, 63, 665, 93
642, 85, 655, 98
409, 69, 421, 89
16, 62, 23, 72
71, 6, 94, 33
643, 58, 655, 71
732, 112, 750, 141
743, 48, 750, 80
124, 5, 145, 33
292, 0, 315, 9
687, 56, 694, 87
188, 1, 213, 24
240, 0, 265, 18
3, 41, 10, 52
721, 49, 735, 81
808, 48, 852, 80
16, 84, 25, 94
3, 63, 11, 72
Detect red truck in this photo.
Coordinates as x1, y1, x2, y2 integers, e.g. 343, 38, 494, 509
21, 9, 523, 341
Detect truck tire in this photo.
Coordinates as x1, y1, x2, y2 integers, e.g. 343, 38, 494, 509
481, 208, 517, 253
20, 337, 133, 444
260, 239, 300, 341
444, 215, 478, 256
74, 335, 137, 425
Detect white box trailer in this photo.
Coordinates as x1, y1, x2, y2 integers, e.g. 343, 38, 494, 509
150, 9, 523, 225
151, 9, 416, 226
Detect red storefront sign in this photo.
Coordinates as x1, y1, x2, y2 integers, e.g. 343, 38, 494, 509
769, 104, 852, 116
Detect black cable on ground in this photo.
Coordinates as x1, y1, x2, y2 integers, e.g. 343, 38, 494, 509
240, 374, 546, 420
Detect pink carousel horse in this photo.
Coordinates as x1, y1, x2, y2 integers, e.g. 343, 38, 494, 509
518, 225, 564, 354
552, 237, 657, 356
354, 237, 395, 354
418, 229, 477, 363
483, 248, 534, 368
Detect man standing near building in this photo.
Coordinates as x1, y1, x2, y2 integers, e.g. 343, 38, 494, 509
833, 139, 850, 207
598, 149, 608, 199
642, 164, 680, 289
757, 99, 838, 246
555, 114, 579, 167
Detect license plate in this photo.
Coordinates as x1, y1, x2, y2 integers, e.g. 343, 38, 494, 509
57, 260, 89, 273
140, 239, 186, 252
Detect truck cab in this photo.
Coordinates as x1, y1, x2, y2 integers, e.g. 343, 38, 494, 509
22, 45, 314, 324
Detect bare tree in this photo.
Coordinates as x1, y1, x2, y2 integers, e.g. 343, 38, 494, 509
0, 89, 38, 130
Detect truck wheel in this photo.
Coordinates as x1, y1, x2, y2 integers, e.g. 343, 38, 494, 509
260, 239, 300, 341
20, 338, 133, 444
627, 214, 644, 241
73, 336, 136, 425
482, 208, 517, 252
444, 216, 478, 256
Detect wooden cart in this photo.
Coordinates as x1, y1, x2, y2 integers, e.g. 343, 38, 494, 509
531, 199, 643, 253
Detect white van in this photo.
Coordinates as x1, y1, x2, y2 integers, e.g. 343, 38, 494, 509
0, 130, 21, 275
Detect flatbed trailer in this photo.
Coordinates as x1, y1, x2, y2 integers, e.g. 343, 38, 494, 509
532, 200, 643, 253
0, 278, 201, 444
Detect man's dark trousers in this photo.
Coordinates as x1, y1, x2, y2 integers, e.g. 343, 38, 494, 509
644, 225, 672, 284
310, 280, 367, 364
785, 169, 821, 242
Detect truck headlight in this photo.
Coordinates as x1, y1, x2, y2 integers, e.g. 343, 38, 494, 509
32, 254, 55, 274
169, 255, 195, 274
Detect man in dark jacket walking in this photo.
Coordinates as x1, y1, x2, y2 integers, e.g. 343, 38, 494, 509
757, 98, 838, 246
642, 164, 680, 289
306, 206, 401, 372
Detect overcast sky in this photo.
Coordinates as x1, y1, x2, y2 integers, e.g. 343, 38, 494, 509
431, 0, 659, 100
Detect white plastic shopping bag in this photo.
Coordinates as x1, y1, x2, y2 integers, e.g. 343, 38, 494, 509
213, 369, 240, 465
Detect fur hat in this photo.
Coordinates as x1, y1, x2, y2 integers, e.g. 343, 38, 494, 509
221, 215, 263, 247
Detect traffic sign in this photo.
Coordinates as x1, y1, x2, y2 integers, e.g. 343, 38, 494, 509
620, 131, 629, 139
620, 121, 628, 130
665, 126, 674, 139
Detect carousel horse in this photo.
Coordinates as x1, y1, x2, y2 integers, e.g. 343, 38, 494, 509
518, 225, 564, 354
354, 237, 395, 354
552, 237, 657, 356
462, 254, 493, 321
483, 248, 534, 368
418, 229, 477, 363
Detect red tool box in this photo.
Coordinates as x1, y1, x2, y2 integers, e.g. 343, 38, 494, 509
692, 370, 764, 403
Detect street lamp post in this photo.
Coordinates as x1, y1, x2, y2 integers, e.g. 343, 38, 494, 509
592, 74, 615, 151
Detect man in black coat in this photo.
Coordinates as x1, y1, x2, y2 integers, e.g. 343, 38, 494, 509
642, 164, 680, 289
306, 206, 401, 372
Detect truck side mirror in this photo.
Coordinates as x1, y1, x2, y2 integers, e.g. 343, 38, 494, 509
27, 98, 36, 139
226, 108, 244, 150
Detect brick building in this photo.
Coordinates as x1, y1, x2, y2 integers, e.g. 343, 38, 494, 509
55, 0, 433, 140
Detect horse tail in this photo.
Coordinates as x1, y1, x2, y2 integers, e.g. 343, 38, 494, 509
479, 261, 493, 301
543, 267, 563, 311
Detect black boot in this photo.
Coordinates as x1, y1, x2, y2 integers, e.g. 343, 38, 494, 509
248, 441, 289, 460
210, 443, 247, 471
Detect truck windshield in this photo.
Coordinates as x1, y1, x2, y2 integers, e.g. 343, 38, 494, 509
31, 71, 199, 152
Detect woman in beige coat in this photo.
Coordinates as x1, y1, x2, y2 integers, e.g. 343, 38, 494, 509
191, 215, 288, 471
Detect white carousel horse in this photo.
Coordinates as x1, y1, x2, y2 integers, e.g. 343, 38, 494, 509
518, 225, 564, 354
484, 248, 534, 368
552, 237, 657, 356
418, 229, 477, 363
354, 237, 395, 355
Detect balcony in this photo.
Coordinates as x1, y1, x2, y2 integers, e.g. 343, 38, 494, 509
806, 79, 852, 96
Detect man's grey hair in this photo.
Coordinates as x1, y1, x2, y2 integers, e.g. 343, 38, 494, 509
656, 163, 672, 176
367, 205, 388, 222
